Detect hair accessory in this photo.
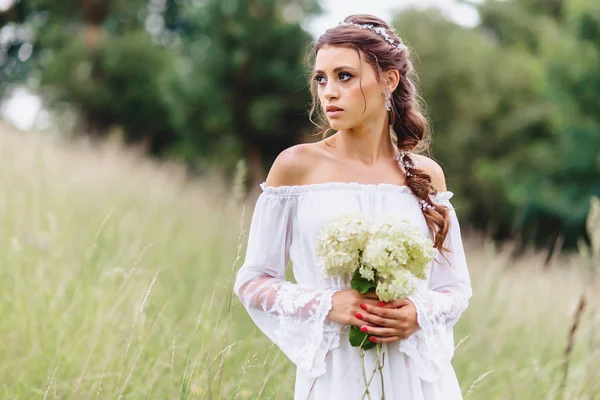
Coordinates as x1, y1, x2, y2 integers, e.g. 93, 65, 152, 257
419, 198, 435, 212
337, 22, 408, 51
395, 150, 434, 212
384, 89, 392, 111
396, 149, 418, 177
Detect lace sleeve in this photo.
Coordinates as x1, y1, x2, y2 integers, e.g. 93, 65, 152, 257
400, 191, 473, 381
233, 192, 341, 379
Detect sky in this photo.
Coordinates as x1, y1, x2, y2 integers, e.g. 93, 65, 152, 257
0, 0, 14, 12
0, 0, 480, 131
305, 0, 479, 37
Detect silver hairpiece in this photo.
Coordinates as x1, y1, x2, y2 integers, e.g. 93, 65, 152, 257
396, 150, 418, 177
337, 22, 408, 51
419, 198, 435, 212
395, 150, 435, 212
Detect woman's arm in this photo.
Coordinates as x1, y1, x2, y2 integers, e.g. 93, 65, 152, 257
234, 145, 378, 378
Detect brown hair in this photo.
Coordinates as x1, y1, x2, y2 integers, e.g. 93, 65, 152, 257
308, 14, 450, 253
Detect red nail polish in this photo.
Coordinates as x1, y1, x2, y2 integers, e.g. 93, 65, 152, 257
369, 336, 377, 342
360, 326, 368, 332
360, 303, 367, 310
355, 312, 363, 319
377, 302, 387, 307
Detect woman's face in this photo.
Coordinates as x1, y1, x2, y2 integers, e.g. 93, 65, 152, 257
313, 44, 386, 131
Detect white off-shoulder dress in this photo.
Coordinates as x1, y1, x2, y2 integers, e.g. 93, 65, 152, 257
234, 182, 472, 400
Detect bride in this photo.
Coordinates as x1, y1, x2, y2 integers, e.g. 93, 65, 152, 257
234, 14, 472, 400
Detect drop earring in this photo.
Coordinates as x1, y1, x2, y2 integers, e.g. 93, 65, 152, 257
384, 89, 392, 111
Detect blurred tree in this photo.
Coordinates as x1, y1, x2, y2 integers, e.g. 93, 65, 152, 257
0, 0, 33, 97
0, 0, 184, 153
471, 0, 600, 251
475, 0, 566, 50
169, 0, 321, 188
393, 3, 600, 252
0, 0, 321, 188
0, 0, 116, 95
40, 31, 180, 152
81, 0, 112, 48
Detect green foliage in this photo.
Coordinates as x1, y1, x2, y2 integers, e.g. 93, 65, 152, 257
0, 0, 149, 96
349, 325, 376, 350
39, 30, 179, 152
349, 269, 377, 349
393, 3, 600, 249
351, 268, 376, 294
1, 0, 320, 173
169, 0, 321, 171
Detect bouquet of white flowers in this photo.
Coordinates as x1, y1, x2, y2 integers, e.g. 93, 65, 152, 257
316, 213, 436, 397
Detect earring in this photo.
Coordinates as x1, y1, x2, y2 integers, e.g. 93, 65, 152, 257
384, 89, 392, 111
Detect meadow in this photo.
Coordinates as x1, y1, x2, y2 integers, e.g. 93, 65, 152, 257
1, 124, 598, 399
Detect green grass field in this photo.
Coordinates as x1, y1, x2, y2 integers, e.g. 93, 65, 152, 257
1, 125, 599, 399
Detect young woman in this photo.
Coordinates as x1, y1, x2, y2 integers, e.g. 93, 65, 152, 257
234, 14, 472, 400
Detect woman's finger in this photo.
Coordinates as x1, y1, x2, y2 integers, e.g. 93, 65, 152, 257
362, 303, 398, 320
385, 298, 413, 309
351, 312, 377, 328
359, 325, 397, 337
356, 310, 394, 327
350, 319, 375, 328
369, 335, 403, 344
362, 299, 381, 307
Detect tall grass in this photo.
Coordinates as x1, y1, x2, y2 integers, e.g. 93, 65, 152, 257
1, 124, 598, 399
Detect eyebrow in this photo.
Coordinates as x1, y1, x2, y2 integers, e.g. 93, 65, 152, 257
313, 65, 358, 75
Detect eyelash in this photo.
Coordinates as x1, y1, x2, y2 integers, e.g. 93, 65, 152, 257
314, 72, 353, 85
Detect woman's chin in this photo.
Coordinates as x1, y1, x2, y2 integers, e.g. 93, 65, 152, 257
328, 120, 351, 131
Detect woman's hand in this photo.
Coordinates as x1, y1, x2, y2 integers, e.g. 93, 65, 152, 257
356, 296, 421, 344
326, 289, 381, 328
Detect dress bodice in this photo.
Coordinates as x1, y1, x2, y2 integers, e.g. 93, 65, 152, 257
259, 182, 454, 292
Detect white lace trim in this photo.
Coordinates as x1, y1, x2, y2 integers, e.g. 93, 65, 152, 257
399, 290, 468, 381
271, 286, 341, 377
399, 294, 453, 381
239, 278, 342, 378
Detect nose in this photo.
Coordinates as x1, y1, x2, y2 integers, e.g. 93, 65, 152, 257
323, 81, 339, 101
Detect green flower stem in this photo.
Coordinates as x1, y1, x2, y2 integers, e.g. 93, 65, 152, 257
364, 347, 380, 397
376, 343, 385, 400
359, 346, 373, 400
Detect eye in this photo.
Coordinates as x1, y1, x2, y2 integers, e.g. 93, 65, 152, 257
339, 72, 353, 82
314, 75, 326, 85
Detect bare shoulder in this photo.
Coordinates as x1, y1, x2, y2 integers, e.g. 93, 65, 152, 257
264, 143, 321, 187
411, 153, 447, 192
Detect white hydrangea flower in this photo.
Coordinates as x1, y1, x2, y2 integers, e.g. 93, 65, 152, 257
316, 213, 372, 277
316, 213, 435, 302
362, 215, 436, 300
358, 263, 375, 281
376, 269, 417, 302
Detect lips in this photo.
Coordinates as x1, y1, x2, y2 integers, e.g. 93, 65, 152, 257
326, 105, 344, 112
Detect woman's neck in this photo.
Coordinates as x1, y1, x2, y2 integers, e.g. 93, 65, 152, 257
330, 120, 396, 166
